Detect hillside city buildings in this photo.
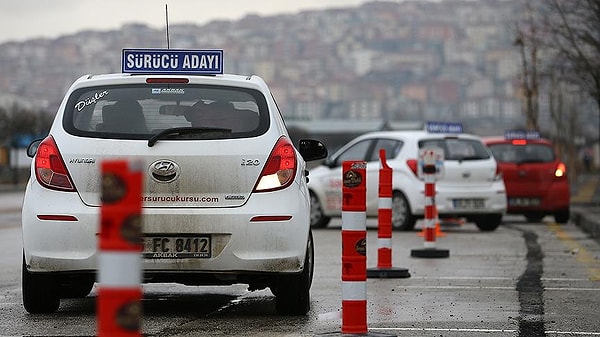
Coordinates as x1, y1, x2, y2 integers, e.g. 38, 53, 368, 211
0, 0, 598, 141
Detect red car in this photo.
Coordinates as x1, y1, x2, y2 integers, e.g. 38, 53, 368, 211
484, 131, 570, 223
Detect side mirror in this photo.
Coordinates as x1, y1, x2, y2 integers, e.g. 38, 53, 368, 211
27, 139, 43, 158
298, 139, 328, 162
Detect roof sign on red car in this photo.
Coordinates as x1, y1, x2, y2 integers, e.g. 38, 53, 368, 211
504, 130, 541, 140
122, 49, 223, 75
425, 121, 463, 134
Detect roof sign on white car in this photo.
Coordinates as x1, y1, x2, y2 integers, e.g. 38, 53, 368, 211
425, 121, 463, 134
122, 49, 223, 75
503, 130, 541, 140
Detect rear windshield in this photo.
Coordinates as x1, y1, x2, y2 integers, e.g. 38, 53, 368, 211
63, 84, 269, 140
488, 143, 555, 163
418, 138, 491, 161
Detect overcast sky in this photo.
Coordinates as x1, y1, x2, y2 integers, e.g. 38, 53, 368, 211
0, 0, 378, 43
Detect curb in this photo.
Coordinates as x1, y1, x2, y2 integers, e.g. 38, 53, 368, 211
571, 206, 600, 241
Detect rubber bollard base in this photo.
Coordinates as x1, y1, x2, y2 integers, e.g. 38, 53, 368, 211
366, 267, 411, 278
410, 248, 450, 258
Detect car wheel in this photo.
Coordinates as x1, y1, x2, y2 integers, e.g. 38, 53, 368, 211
474, 214, 502, 231
272, 231, 313, 315
22, 254, 60, 314
60, 278, 95, 298
391, 191, 416, 231
554, 210, 570, 224
309, 191, 330, 228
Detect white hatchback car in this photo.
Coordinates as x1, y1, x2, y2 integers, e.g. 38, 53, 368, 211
21, 49, 327, 315
308, 126, 506, 231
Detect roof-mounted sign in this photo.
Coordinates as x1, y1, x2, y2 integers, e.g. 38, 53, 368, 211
504, 130, 540, 140
122, 49, 223, 75
425, 121, 463, 134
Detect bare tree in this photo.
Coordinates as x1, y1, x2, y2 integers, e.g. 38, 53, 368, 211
542, 0, 600, 113
513, 1, 541, 131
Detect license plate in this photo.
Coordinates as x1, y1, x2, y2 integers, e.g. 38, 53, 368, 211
143, 236, 211, 258
453, 199, 485, 209
508, 197, 540, 207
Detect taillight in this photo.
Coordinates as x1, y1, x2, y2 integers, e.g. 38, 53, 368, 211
406, 159, 419, 177
34, 136, 76, 191
555, 162, 567, 178
254, 137, 297, 192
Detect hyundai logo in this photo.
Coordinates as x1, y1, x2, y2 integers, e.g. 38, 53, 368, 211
149, 160, 180, 183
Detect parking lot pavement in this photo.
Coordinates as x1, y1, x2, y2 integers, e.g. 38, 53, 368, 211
0, 184, 25, 213
571, 172, 600, 241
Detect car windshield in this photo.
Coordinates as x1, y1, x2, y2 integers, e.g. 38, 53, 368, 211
418, 138, 490, 161
488, 143, 555, 163
63, 84, 269, 140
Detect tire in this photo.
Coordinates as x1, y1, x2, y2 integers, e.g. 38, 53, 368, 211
60, 278, 95, 298
272, 231, 313, 315
474, 214, 503, 232
554, 209, 570, 224
22, 254, 60, 314
309, 191, 330, 229
391, 191, 416, 231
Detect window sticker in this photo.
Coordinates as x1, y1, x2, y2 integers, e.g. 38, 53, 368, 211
151, 88, 185, 95
75, 90, 109, 111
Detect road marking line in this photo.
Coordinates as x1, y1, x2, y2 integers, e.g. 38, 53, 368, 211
397, 285, 514, 290
373, 328, 600, 335
548, 223, 600, 281
374, 327, 517, 333
571, 177, 598, 203
545, 287, 600, 291
409, 276, 515, 281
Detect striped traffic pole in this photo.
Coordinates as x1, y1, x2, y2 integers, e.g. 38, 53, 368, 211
316, 161, 394, 337
367, 149, 410, 279
341, 160, 368, 335
97, 160, 143, 337
411, 149, 449, 258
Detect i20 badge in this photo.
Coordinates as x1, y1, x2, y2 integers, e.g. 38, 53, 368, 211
149, 160, 180, 183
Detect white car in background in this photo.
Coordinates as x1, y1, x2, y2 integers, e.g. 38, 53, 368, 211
21, 49, 327, 315
308, 124, 506, 231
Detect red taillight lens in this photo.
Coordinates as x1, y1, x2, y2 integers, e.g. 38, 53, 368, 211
34, 136, 76, 191
254, 137, 297, 192
406, 159, 419, 177
512, 139, 527, 145
555, 162, 567, 178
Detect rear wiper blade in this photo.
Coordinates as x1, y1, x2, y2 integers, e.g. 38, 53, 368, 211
148, 127, 232, 147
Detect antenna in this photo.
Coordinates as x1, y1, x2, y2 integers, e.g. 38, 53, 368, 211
165, 4, 170, 49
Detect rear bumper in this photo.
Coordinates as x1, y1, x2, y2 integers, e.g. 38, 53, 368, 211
408, 182, 507, 216
505, 181, 570, 213
22, 180, 310, 276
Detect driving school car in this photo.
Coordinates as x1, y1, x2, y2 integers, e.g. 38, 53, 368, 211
484, 130, 570, 223
21, 49, 327, 315
308, 122, 507, 231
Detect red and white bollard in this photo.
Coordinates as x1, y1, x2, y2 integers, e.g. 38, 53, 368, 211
317, 161, 394, 337
97, 160, 143, 337
367, 149, 410, 278
411, 150, 449, 258
341, 160, 368, 335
